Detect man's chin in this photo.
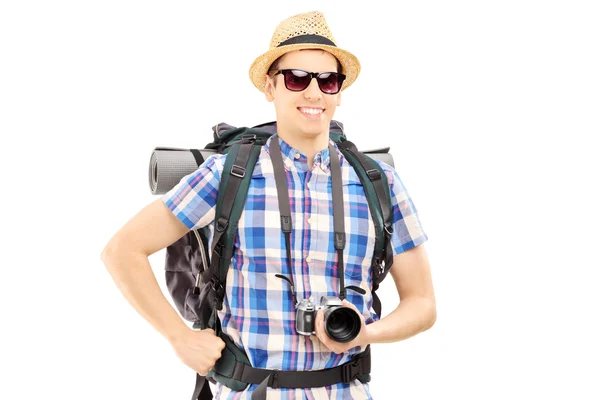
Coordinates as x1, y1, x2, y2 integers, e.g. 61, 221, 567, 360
298, 121, 331, 137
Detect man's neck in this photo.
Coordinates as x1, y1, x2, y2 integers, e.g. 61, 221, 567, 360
276, 128, 329, 169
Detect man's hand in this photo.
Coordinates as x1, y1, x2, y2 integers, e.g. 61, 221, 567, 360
314, 299, 370, 354
170, 328, 226, 376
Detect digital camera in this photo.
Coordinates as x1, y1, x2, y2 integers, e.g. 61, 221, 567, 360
296, 296, 361, 343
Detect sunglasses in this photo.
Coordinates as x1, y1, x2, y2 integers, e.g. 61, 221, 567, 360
270, 69, 346, 94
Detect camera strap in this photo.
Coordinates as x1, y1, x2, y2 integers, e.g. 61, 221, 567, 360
269, 135, 348, 301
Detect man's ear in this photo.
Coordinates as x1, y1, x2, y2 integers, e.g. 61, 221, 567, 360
264, 75, 275, 102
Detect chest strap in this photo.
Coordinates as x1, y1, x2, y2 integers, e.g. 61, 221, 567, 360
193, 346, 371, 399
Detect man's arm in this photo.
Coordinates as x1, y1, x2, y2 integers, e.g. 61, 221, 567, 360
100, 198, 192, 341
101, 198, 226, 375
314, 243, 436, 353
365, 244, 436, 344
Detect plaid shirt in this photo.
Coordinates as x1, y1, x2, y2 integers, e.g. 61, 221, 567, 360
162, 135, 428, 399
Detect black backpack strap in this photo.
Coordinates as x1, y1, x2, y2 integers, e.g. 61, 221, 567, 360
192, 135, 266, 332
337, 139, 394, 318
191, 374, 213, 400
190, 136, 262, 399
189, 149, 205, 167
193, 339, 371, 399
210, 138, 262, 319
245, 346, 371, 399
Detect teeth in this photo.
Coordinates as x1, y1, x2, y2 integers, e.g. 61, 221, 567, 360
300, 107, 323, 115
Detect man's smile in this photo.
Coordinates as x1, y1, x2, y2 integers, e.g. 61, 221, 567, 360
298, 107, 324, 118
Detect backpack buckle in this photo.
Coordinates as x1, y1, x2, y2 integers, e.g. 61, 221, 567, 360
373, 256, 384, 279
241, 133, 257, 142
268, 370, 280, 389
342, 357, 362, 383
215, 217, 229, 232
231, 165, 246, 178
384, 223, 393, 235
212, 242, 223, 258
366, 169, 381, 180
210, 276, 225, 308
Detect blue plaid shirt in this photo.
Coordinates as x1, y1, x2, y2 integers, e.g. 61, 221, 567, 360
163, 135, 428, 399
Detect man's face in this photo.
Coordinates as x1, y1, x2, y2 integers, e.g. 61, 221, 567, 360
264, 50, 341, 139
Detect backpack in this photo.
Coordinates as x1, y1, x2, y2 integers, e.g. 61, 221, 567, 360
152, 120, 395, 399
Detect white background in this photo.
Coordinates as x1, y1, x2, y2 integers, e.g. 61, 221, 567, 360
1, 1, 599, 399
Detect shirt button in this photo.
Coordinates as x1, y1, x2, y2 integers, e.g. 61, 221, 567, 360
306, 182, 311, 189
307, 217, 312, 225
306, 256, 312, 263
294, 153, 300, 159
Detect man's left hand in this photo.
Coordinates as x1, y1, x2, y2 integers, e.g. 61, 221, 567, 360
314, 299, 370, 354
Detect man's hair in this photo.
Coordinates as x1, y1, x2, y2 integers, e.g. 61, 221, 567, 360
268, 50, 343, 87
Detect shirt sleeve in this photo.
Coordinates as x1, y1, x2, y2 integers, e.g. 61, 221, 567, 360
161, 154, 225, 231
380, 162, 429, 255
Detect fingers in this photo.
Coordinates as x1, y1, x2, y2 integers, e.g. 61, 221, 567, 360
314, 310, 327, 348
197, 365, 212, 376
316, 302, 366, 355
316, 309, 343, 354
199, 328, 225, 352
314, 310, 324, 342
204, 332, 226, 357
196, 339, 224, 376
172, 328, 226, 376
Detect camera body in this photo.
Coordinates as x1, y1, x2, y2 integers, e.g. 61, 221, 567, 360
296, 296, 361, 343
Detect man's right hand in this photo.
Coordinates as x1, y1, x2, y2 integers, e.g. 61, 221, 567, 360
170, 328, 226, 376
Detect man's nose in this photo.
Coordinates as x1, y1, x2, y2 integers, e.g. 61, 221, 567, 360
304, 77, 322, 101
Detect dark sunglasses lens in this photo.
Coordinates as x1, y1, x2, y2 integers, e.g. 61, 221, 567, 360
317, 72, 339, 93
317, 73, 343, 94
284, 70, 311, 91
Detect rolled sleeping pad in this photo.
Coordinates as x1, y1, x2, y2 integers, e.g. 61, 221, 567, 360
148, 147, 216, 195
149, 147, 394, 195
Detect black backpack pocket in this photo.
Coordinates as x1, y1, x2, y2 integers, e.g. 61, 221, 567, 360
165, 228, 211, 322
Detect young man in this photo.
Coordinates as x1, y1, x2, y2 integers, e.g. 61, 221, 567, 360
102, 11, 436, 399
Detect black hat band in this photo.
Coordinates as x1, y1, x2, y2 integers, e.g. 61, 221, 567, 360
277, 34, 337, 47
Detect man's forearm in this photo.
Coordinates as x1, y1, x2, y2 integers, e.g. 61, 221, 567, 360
101, 248, 188, 342
365, 296, 436, 344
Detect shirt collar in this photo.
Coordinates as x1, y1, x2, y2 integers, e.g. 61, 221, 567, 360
265, 134, 342, 173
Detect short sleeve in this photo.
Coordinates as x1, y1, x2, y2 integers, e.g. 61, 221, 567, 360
161, 154, 225, 230
381, 163, 429, 255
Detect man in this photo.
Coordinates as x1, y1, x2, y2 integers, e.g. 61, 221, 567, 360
102, 10, 436, 399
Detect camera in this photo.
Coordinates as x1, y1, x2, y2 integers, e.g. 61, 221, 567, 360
296, 296, 362, 343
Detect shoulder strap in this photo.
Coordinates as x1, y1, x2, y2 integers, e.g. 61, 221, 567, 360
208, 135, 264, 332
337, 139, 394, 318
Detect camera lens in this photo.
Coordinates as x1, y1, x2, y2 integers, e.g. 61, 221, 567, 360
323, 306, 361, 343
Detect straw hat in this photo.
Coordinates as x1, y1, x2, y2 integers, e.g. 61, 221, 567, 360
249, 11, 361, 93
